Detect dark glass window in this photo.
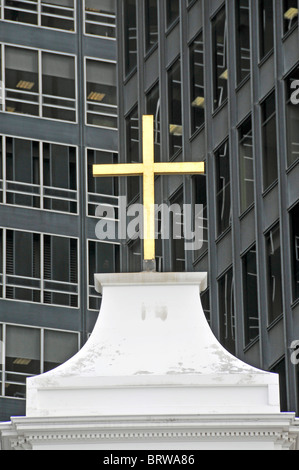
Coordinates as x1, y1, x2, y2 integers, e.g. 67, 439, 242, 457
193, 173, 208, 259
126, 106, 140, 202
201, 289, 211, 325
88, 240, 119, 310
166, 0, 179, 28
145, 0, 158, 52
215, 141, 231, 236
218, 268, 235, 355
271, 359, 288, 412
85, 0, 116, 38
86, 59, 117, 128
146, 82, 161, 161
87, 149, 118, 217
290, 203, 299, 302
6, 230, 41, 303
239, 116, 254, 213
285, 66, 299, 167
168, 59, 182, 158
265, 223, 283, 324
259, 0, 274, 59
212, 7, 227, 110
261, 92, 278, 190
124, 0, 137, 75
190, 31, 205, 134
236, 0, 250, 85
128, 238, 142, 272
44, 329, 79, 373
283, 0, 298, 35
170, 190, 185, 272
42, 52, 76, 122
6, 137, 40, 208
242, 245, 259, 346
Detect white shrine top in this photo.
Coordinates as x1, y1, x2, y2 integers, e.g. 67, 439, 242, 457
26, 272, 280, 418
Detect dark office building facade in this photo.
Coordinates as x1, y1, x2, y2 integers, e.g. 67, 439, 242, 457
0, 0, 299, 422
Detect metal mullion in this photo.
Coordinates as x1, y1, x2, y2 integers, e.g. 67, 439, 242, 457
39, 141, 43, 210
38, 50, 42, 117
3, 228, 6, 301
40, 328, 44, 374
3, 134, 6, 206
1, 324, 6, 397
41, 233, 44, 305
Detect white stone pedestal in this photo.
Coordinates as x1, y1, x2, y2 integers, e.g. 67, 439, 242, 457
1, 272, 298, 450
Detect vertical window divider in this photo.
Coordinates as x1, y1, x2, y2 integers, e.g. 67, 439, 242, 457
2, 136, 6, 206
40, 141, 44, 210
40, 327, 44, 375
2, 228, 6, 302
1, 323, 5, 398
41, 233, 44, 305
38, 50, 42, 117
37, 0, 42, 27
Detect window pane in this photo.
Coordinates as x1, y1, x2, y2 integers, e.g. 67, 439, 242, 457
236, 0, 250, 85
6, 137, 40, 208
266, 224, 283, 324
219, 268, 235, 355
85, 0, 116, 38
43, 143, 77, 213
6, 230, 41, 303
124, 0, 137, 75
212, 7, 227, 110
44, 329, 79, 372
215, 141, 231, 236
128, 238, 142, 272
5, 325, 40, 398
87, 149, 118, 217
145, 0, 158, 52
146, 82, 160, 161
44, 235, 78, 307
5, 46, 39, 116
190, 31, 205, 134
168, 59, 182, 158
41, 0, 75, 31
290, 203, 299, 302
239, 116, 254, 212
193, 173, 208, 259
4, 0, 38, 26
283, 0, 298, 35
170, 191, 185, 272
243, 246, 259, 346
261, 92, 278, 190
285, 66, 299, 167
166, 0, 179, 28
126, 106, 140, 202
42, 53, 76, 122
259, 0, 274, 59
86, 59, 117, 128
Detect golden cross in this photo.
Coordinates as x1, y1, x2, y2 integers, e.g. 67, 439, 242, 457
93, 115, 205, 264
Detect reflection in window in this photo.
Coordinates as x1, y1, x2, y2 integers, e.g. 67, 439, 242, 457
87, 149, 118, 217
126, 106, 140, 202
265, 223, 283, 324
236, 0, 250, 85
190, 31, 205, 134
218, 268, 235, 355
145, 0, 158, 52
212, 7, 227, 110
166, 0, 179, 28
239, 116, 254, 213
128, 238, 142, 273
88, 240, 119, 310
285, 67, 299, 167
86, 59, 117, 128
146, 82, 160, 161
283, 0, 298, 35
290, 203, 299, 302
85, 0, 116, 38
168, 59, 182, 158
259, 0, 274, 59
261, 92, 278, 190
215, 141, 231, 236
3, 0, 75, 32
124, 0, 137, 75
242, 245, 259, 346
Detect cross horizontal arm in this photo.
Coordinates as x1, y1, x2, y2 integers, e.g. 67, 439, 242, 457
153, 162, 205, 175
93, 163, 144, 178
